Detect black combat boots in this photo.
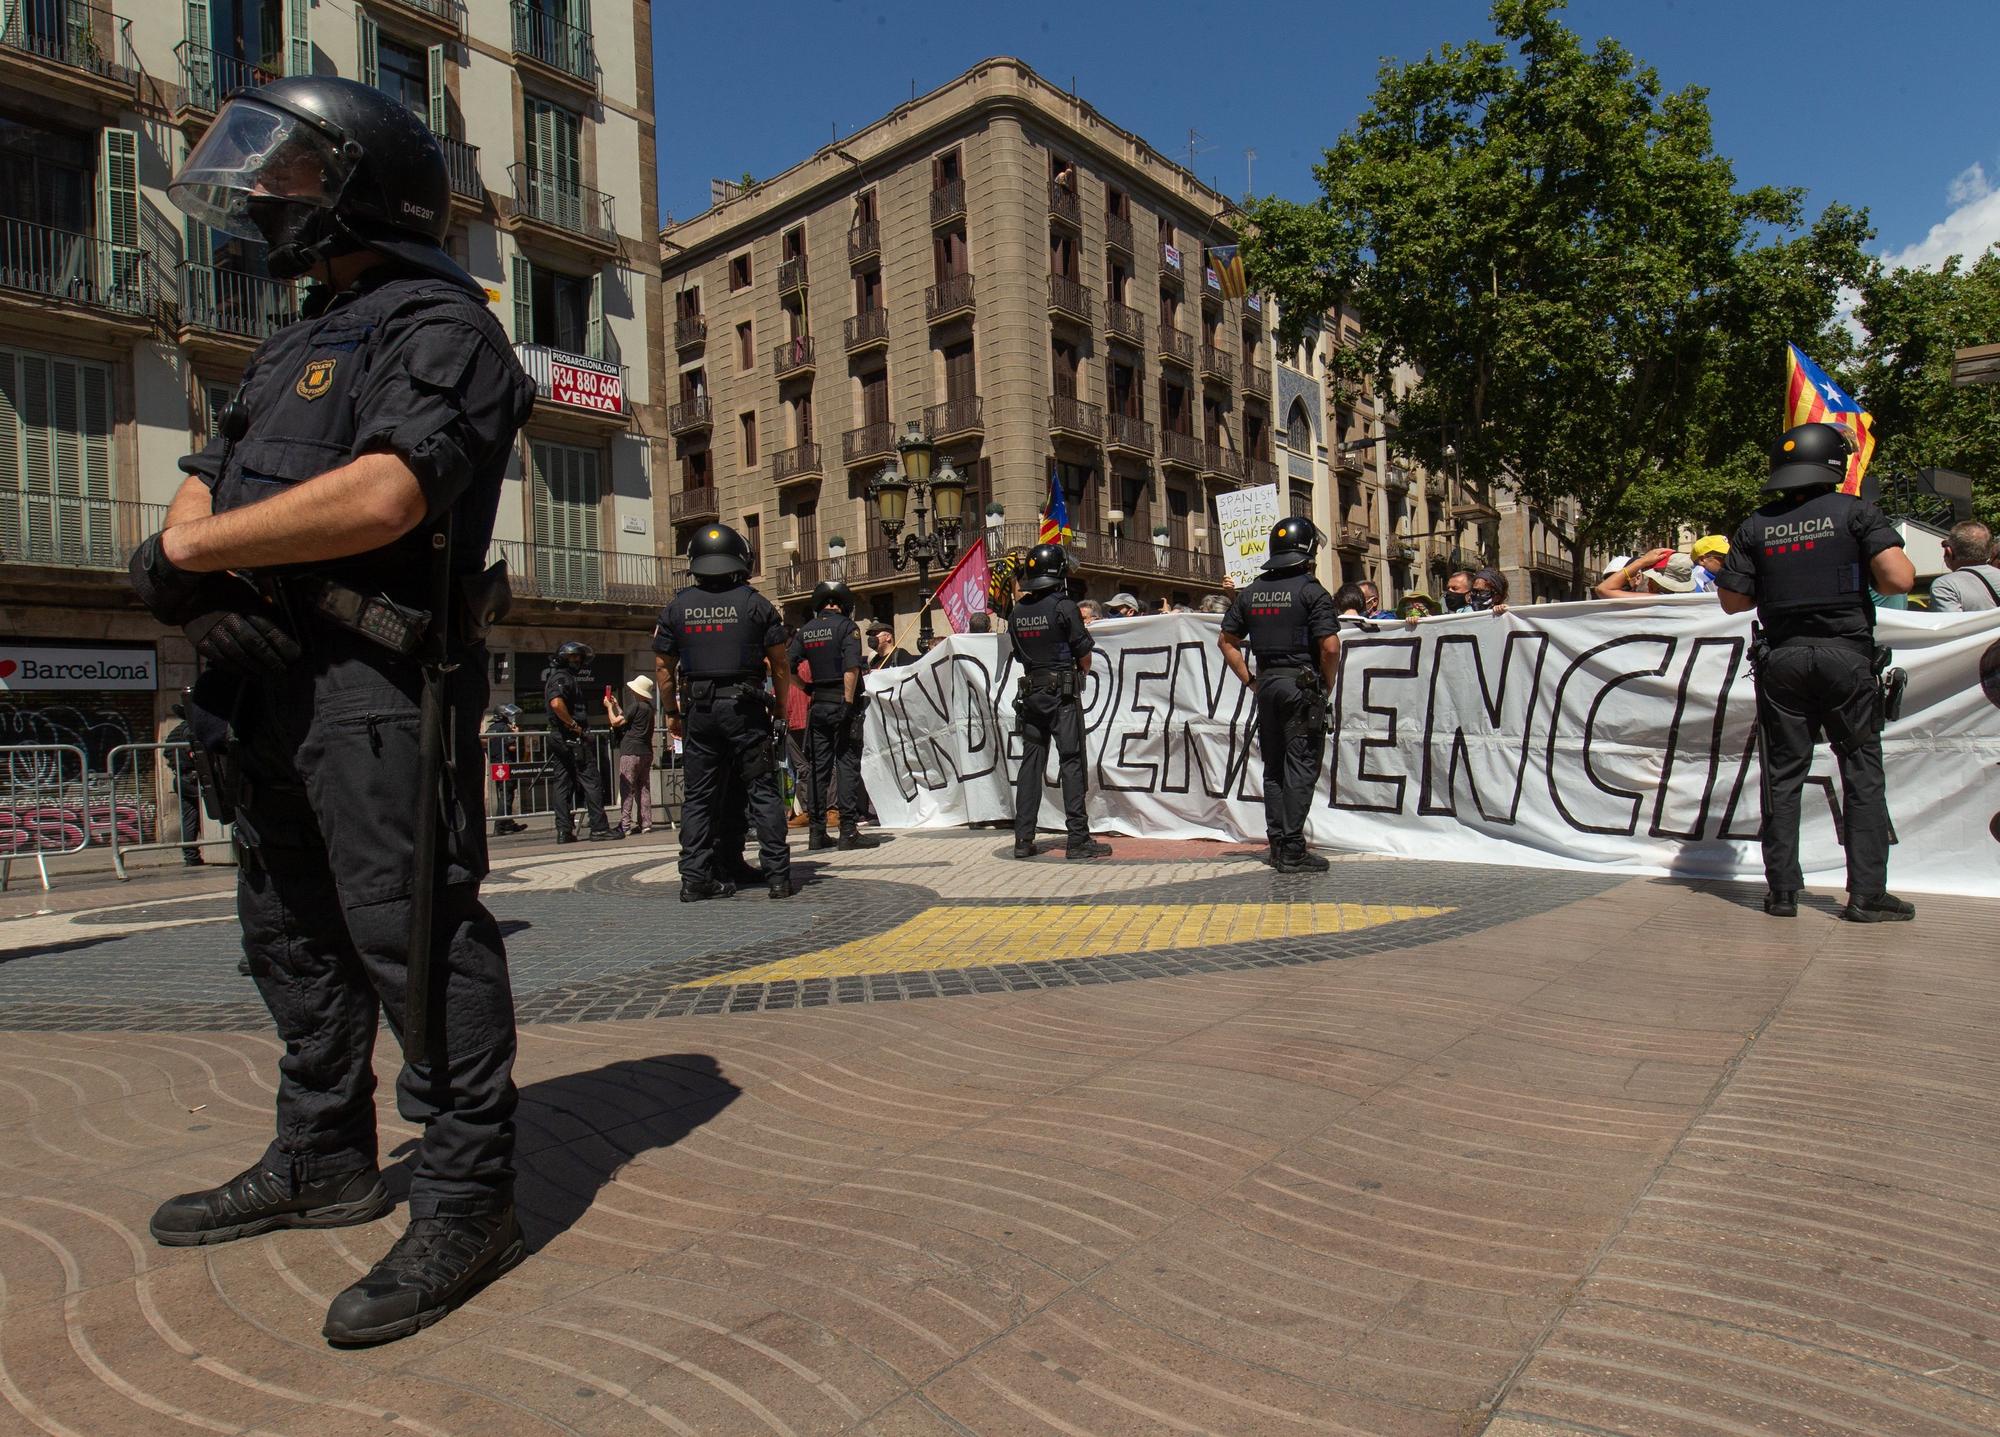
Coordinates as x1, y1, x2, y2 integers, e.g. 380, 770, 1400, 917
150, 1161, 389, 1246
322, 1206, 525, 1347
807, 823, 833, 850
837, 824, 879, 850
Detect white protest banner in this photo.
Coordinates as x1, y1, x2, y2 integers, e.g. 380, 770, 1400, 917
860, 600, 2000, 897
1213, 484, 1281, 587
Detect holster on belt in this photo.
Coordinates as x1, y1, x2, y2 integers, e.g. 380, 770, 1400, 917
179, 677, 242, 827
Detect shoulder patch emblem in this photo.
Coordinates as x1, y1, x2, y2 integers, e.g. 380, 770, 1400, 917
296, 358, 336, 400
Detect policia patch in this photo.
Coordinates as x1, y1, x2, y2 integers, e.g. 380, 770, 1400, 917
296, 357, 337, 400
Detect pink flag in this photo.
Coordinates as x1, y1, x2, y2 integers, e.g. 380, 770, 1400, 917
932, 541, 992, 635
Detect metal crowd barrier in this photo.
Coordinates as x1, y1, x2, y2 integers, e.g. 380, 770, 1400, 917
481, 728, 683, 834
0, 743, 94, 891
105, 741, 237, 880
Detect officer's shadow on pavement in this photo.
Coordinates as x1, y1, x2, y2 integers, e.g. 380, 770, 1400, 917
387, 1053, 741, 1253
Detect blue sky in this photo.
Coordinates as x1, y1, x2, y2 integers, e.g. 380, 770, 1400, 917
653, 0, 2000, 271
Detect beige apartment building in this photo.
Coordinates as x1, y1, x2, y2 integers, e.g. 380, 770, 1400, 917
0, 0, 667, 762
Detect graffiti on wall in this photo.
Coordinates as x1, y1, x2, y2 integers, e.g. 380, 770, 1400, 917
0, 701, 151, 852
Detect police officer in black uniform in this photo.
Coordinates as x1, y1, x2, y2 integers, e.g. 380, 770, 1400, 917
126, 78, 536, 1344
541, 640, 616, 842
1218, 518, 1341, 873
655, 524, 795, 899
789, 580, 879, 852
1717, 423, 1917, 921
1007, 544, 1110, 860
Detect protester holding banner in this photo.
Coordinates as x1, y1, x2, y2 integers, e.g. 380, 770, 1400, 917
1218, 518, 1341, 873
1006, 544, 1109, 860
1716, 421, 1916, 922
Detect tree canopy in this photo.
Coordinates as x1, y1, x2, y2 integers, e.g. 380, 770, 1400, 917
1242, 0, 1873, 589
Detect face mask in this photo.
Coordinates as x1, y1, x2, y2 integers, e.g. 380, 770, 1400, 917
1443, 590, 1469, 613
1468, 589, 1497, 611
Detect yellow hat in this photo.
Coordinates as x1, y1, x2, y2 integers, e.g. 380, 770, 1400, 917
1691, 535, 1730, 560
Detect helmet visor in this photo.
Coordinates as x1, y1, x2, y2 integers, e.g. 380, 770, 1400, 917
169, 98, 353, 238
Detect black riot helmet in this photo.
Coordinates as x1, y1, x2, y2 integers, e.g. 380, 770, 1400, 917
169, 76, 465, 286
687, 523, 752, 586
1020, 543, 1068, 595
1263, 516, 1322, 573
811, 579, 856, 614
555, 640, 593, 670
1767, 422, 1854, 493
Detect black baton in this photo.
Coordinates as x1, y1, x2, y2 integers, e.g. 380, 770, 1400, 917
405, 522, 453, 1069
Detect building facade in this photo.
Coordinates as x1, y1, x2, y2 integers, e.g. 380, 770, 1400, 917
0, 0, 666, 765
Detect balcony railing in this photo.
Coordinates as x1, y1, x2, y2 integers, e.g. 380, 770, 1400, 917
924, 396, 983, 438
1332, 455, 1365, 480
1246, 457, 1278, 488
489, 539, 671, 607
772, 335, 815, 378
669, 486, 719, 525
1047, 273, 1092, 324
843, 421, 894, 465
668, 396, 711, 434
930, 180, 966, 225
380, 0, 463, 30
1049, 394, 1101, 440
778, 255, 808, 293
1106, 301, 1144, 345
1106, 413, 1153, 453
1244, 363, 1272, 398
981, 522, 1222, 584
1200, 345, 1234, 385
0, 218, 152, 318
1106, 214, 1134, 253
3, 1, 135, 87
925, 273, 975, 322
843, 308, 888, 350
441, 135, 484, 202
506, 164, 615, 246
510, 0, 595, 85
178, 263, 299, 343
1160, 429, 1204, 469
1425, 474, 1449, 502
1203, 443, 1246, 480
847, 221, 879, 262
1449, 545, 1491, 572
674, 314, 707, 348
1334, 522, 1370, 552
771, 442, 821, 486
0, 494, 164, 573
172, 40, 274, 115
1385, 468, 1411, 495
1159, 325, 1194, 367
1048, 181, 1080, 226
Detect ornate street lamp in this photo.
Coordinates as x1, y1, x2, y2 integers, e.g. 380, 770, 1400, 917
869, 420, 966, 651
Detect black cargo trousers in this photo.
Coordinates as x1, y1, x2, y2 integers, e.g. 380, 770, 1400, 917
1754, 639, 1890, 898
678, 682, 791, 885
1013, 672, 1088, 847
805, 692, 863, 822
1254, 668, 1326, 859
222, 630, 516, 1219
547, 728, 609, 839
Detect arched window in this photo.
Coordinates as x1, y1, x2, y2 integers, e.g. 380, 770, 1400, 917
1286, 398, 1311, 454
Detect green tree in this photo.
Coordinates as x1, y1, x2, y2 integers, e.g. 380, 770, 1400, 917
1855, 251, 2000, 526
1243, 0, 1872, 593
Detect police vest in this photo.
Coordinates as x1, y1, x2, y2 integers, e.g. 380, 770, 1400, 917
1008, 594, 1087, 671
665, 583, 775, 678
1743, 490, 1871, 616
1239, 571, 1328, 666
797, 612, 857, 689
542, 666, 589, 726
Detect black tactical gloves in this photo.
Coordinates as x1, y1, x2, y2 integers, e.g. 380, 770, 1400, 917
129, 533, 302, 679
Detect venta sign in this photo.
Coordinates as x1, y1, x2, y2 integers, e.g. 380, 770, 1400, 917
0, 643, 158, 691
547, 353, 625, 416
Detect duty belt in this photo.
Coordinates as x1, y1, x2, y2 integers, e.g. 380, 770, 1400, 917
1023, 668, 1079, 696
685, 675, 761, 709
810, 681, 848, 695
287, 578, 428, 657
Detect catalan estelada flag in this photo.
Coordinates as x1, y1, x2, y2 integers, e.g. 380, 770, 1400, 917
1208, 244, 1248, 301
1785, 343, 1875, 495
1037, 465, 1071, 545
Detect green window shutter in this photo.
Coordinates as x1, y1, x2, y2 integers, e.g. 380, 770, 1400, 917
285, 0, 311, 76
586, 269, 603, 361
184, 0, 213, 107
511, 253, 532, 343
99, 130, 139, 250
356, 9, 378, 90
531, 442, 554, 545
571, 0, 593, 35
426, 43, 447, 136
184, 0, 210, 48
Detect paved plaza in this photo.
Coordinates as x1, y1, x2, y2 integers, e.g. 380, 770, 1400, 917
0, 830, 1996, 1436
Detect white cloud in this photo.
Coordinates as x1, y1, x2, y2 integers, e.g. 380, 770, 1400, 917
1882, 161, 2000, 272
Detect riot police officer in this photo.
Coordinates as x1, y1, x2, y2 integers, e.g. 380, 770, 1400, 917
655, 524, 795, 899
789, 580, 879, 852
1217, 518, 1340, 872
542, 640, 616, 842
1716, 422, 1917, 921
127, 78, 536, 1344
1006, 544, 1109, 860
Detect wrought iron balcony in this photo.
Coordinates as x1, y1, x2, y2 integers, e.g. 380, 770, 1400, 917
924, 396, 983, 439
1105, 414, 1153, 455
0, 494, 164, 574
1200, 345, 1234, 386
669, 396, 711, 434
1332, 455, 1365, 480
1425, 473, 1449, 501
1106, 214, 1134, 253
377, 0, 463, 33
1203, 443, 1246, 480
1158, 324, 1194, 368
488, 539, 672, 607
1160, 430, 1204, 469
770, 442, 822, 486
669, 485, 719, 525
843, 308, 888, 350
1334, 522, 1370, 552
772, 335, 815, 378
1448, 544, 1491, 571
930, 180, 966, 226
505, 164, 615, 248
440, 135, 483, 203
172, 40, 273, 117
847, 221, 879, 263
843, 421, 894, 465
1246, 457, 1278, 488
178, 264, 299, 343
1047, 274, 1092, 324
1244, 363, 1272, 398
510, 0, 595, 85
0, 218, 155, 319
1385, 467, 1411, 495
674, 314, 707, 348
925, 273, 975, 323
778, 255, 808, 293
1106, 301, 1144, 345
1048, 394, 1102, 441
2, 1, 135, 90
1048, 180, 1081, 226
